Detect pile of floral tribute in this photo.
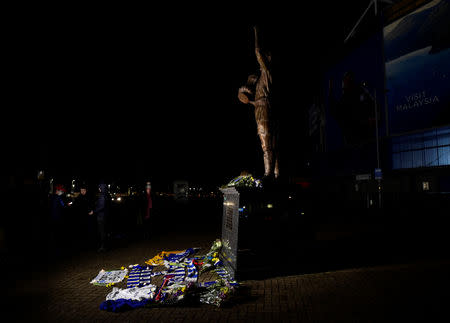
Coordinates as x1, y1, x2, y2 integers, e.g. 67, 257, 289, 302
90, 239, 239, 312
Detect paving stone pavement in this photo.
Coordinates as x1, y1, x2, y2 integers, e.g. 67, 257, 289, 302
10, 227, 450, 322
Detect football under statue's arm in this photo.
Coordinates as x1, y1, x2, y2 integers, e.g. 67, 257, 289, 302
238, 86, 256, 106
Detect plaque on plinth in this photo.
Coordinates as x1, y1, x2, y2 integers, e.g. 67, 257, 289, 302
219, 186, 240, 279
219, 175, 284, 279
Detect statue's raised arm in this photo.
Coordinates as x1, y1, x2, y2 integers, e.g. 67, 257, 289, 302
254, 26, 269, 72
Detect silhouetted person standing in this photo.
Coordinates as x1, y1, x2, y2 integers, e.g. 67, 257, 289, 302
89, 181, 109, 252
50, 184, 67, 257
74, 183, 95, 250
141, 181, 154, 239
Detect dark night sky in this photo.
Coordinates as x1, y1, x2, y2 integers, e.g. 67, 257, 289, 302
7, 2, 385, 186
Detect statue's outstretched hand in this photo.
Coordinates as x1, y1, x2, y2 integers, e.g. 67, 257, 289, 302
254, 26, 259, 48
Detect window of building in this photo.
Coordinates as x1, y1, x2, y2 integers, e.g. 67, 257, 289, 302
392, 125, 450, 169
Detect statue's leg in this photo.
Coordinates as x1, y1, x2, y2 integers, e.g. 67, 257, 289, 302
272, 133, 279, 178
263, 149, 272, 177
274, 157, 279, 178
257, 123, 272, 177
